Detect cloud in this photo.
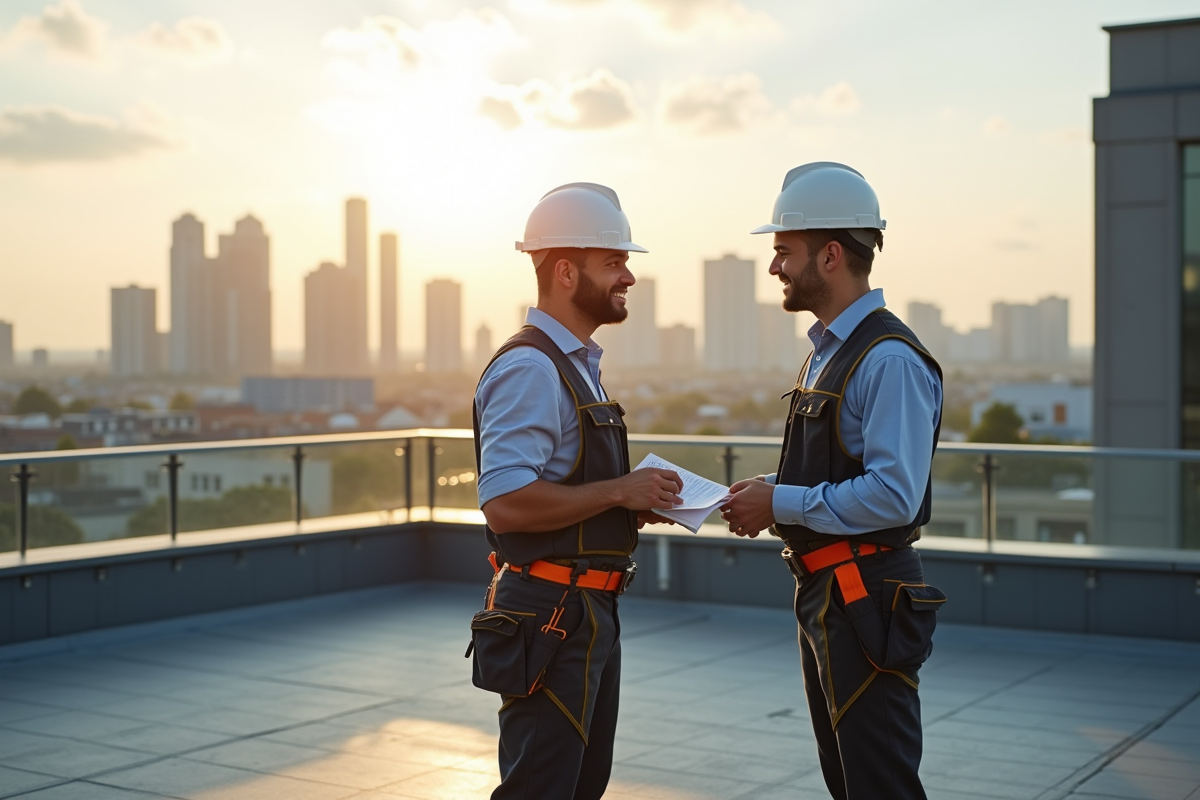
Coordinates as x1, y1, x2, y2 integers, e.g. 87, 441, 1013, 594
1040, 126, 1087, 145
527, 0, 774, 38
322, 8, 520, 74
136, 17, 234, 64
483, 70, 638, 131
0, 103, 180, 164
993, 238, 1036, 251
983, 115, 1010, 135
478, 95, 522, 130
792, 81, 861, 117
1, 0, 109, 62
659, 73, 771, 135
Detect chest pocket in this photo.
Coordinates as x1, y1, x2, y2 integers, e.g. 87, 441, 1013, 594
794, 392, 834, 419
583, 403, 625, 427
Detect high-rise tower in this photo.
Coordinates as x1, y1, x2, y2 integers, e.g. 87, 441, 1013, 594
111, 285, 159, 377
345, 198, 370, 372
425, 279, 463, 373
703, 254, 758, 372
380, 232, 399, 372
169, 213, 207, 375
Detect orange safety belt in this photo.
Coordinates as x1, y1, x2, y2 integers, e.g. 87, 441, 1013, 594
833, 562, 869, 604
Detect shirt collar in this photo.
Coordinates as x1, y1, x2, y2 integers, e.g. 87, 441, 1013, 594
524, 307, 601, 357
820, 288, 887, 343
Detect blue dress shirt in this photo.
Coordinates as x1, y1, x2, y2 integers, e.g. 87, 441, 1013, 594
475, 308, 607, 507
768, 289, 942, 535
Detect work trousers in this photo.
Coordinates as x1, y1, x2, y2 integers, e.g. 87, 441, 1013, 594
794, 546, 937, 800
486, 571, 622, 800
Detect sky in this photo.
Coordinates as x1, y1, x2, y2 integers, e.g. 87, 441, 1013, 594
1, 0, 1197, 354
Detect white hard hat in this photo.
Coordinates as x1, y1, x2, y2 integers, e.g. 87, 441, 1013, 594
751, 162, 886, 235
516, 182, 648, 255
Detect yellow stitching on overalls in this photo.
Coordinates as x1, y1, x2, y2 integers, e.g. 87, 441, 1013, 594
542, 688, 587, 742
832, 671, 878, 729
818, 575, 837, 712
498, 697, 517, 715
581, 591, 599, 726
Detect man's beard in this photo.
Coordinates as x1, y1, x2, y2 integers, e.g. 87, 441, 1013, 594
782, 252, 830, 313
573, 267, 628, 325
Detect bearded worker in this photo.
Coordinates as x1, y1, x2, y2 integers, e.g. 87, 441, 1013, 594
720, 163, 947, 800
468, 182, 682, 799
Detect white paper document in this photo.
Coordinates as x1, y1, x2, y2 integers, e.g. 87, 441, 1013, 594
633, 453, 732, 533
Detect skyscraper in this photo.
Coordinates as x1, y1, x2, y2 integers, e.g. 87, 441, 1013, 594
704, 254, 758, 371
169, 213, 207, 375
595, 277, 659, 369
907, 301, 950, 360
168, 212, 273, 378
992, 298, 1070, 364
425, 279, 462, 373
212, 216, 272, 376
111, 285, 159, 377
345, 198, 370, 373
757, 303, 799, 372
305, 262, 360, 376
474, 322, 493, 373
0, 320, 13, 369
660, 324, 696, 370
380, 232, 399, 372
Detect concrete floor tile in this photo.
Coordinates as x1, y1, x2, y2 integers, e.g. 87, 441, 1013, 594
1075, 769, 1200, 800
0, 764, 64, 798
0, 737, 155, 779
13, 782, 169, 800
100, 757, 360, 800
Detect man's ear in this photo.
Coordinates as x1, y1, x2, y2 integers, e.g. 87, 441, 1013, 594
553, 257, 575, 289
822, 240, 843, 272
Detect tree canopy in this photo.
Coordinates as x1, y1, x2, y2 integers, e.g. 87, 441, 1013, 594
14, 386, 61, 418
969, 402, 1025, 444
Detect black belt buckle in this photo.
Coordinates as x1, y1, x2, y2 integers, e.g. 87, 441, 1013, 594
781, 548, 807, 580
617, 562, 637, 595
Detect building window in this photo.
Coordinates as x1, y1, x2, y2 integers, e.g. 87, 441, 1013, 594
1183, 143, 1200, 547
214, 476, 221, 493
1053, 403, 1067, 424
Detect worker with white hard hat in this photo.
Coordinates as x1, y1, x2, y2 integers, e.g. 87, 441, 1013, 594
468, 182, 682, 800
721, 162, 946, 800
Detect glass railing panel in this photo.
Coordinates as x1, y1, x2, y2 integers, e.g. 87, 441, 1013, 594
928, 450, 986, 538
305, 439, 411, 523
991, 453, 1094, 545
429, 435, 480, 512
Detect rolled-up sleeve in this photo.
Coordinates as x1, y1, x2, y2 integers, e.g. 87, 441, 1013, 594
771, 352, 940, 534
476, 354, 567, 506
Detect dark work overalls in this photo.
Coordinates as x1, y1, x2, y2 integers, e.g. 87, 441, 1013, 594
774, 309, 947, 800
469, 326, 638, 800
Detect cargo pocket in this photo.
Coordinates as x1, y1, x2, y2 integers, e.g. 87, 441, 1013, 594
469, 610, 530, 696
883, 584, 946, 671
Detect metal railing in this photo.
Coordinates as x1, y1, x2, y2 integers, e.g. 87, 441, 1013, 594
1, 430, 1198, 558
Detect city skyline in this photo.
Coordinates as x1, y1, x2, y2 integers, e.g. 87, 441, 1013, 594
6, 1, 1197, 353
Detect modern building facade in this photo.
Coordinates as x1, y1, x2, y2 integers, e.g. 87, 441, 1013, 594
241, 376, 375, 414
473, 323, 493, 374
304, 262, 361, 376
1093, 16, 1200, 546
596, 277, 659, 369
757, 303, 800, 372
703, 254, 758, 372
167, 212, 273, 378
659, 324, 696, 370
345, 198, 370, 374
380, 232, 399, 372
424, 279, 462, 373
0, 320, 13, 368
110, 285, 159, 377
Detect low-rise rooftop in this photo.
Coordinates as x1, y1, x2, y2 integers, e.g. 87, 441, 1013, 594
0, 583, 1196, 800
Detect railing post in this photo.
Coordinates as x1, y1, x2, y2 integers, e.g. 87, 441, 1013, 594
403, 439, 413, 517
427, 437, 438, 514
720, 446, 739, 487
291, 446, 305, 524
163, 454, 182, 542
10, 463, 35, 558
979, 453, 997, 548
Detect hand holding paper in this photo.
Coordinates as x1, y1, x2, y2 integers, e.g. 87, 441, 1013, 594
632, 454, 732, 533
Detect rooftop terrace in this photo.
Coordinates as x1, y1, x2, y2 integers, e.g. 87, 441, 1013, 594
1, 583, 1197, 800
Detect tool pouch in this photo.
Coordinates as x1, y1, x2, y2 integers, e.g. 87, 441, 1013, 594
469, 610, 529, 696
468, 608, 568, 697
883, 583, 947, 670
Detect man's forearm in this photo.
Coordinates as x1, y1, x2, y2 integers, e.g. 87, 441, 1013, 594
483, 478, 624, 534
